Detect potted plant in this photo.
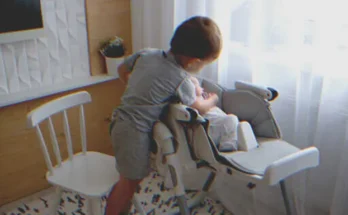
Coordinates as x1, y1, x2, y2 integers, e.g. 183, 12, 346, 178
100, 36, 126, 77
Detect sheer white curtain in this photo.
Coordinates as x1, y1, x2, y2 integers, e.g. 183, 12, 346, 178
131, 0, 244, 81
131, 0, 348, 214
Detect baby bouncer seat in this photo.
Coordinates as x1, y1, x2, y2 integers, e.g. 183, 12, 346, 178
151, 78, 320, 215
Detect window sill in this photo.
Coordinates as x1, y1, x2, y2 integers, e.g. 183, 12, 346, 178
0, 75, 117, 108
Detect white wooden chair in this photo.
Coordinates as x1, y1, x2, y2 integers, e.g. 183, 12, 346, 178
27, 91, 145, 215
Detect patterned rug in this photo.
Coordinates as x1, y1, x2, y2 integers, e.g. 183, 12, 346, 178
1, 171, 232, 215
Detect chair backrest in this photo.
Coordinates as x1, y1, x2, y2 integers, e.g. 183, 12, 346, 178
199, 78, 282, 139
27, 91, 92, 175
222, 90, 282, 139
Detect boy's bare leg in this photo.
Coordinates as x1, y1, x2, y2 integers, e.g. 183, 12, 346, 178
105, 175, 142, 215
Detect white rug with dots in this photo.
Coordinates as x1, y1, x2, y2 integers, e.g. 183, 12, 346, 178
1, 171, 232, 215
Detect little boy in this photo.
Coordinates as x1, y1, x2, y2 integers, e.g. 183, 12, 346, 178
190, 76, 239, 152
106, 16, 222, 215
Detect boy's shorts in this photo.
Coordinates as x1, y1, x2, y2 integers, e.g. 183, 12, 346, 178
110, 117, 151, 180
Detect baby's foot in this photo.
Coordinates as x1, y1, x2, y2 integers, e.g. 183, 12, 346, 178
219, 139, 238, 152
219, 133, 238, 152
219, 143, 235, 152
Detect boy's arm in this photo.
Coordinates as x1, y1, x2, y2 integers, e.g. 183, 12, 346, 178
118, 49, 148, 84
118, 63, 131, 84
191, 93, 218, 115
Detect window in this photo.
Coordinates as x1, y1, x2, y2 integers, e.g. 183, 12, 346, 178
226, 0, 348, 79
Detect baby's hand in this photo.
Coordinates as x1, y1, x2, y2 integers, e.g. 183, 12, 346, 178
208, 93, 219, 104
202, 92, 209, 99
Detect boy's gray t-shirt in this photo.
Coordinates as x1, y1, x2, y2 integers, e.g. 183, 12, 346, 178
113, 49, 196, 132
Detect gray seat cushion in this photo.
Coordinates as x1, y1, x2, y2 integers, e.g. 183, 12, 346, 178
221, 138, 300, 175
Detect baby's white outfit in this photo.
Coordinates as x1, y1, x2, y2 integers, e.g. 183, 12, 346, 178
203, 106, 239, 151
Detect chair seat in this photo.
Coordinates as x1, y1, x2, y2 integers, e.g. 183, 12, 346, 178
222, 138, 300, 175
47, 151, 119, 197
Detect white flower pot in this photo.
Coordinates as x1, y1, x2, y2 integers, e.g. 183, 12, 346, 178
105, 56, 124, 78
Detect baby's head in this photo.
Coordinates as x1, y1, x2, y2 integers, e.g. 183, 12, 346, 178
190, 76, 204, 96
170, 16, 222, 73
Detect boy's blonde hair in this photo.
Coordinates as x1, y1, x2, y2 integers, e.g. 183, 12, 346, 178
170, 16, 222, 60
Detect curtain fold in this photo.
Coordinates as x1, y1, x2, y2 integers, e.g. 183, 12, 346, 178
131, 0, 348, 214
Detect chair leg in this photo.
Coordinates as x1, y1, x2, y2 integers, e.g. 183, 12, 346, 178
177, 195, 190, 215
132, 194, 146, 215
88, 197, 103, 215
168, 165, 190, 215
280, 180, 292, 215
51, 187, 63, 215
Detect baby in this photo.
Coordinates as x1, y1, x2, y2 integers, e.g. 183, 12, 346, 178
190, 76, 239, 152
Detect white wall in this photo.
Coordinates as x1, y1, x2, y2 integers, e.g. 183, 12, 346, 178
0, 0, 90, 95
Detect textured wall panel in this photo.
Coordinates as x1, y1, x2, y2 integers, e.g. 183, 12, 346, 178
0, 0, 90, 94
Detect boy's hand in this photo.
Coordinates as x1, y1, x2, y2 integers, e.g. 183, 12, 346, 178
125, 72, 131, 83
118, 63, 132, 85
191, 92, 219, 114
